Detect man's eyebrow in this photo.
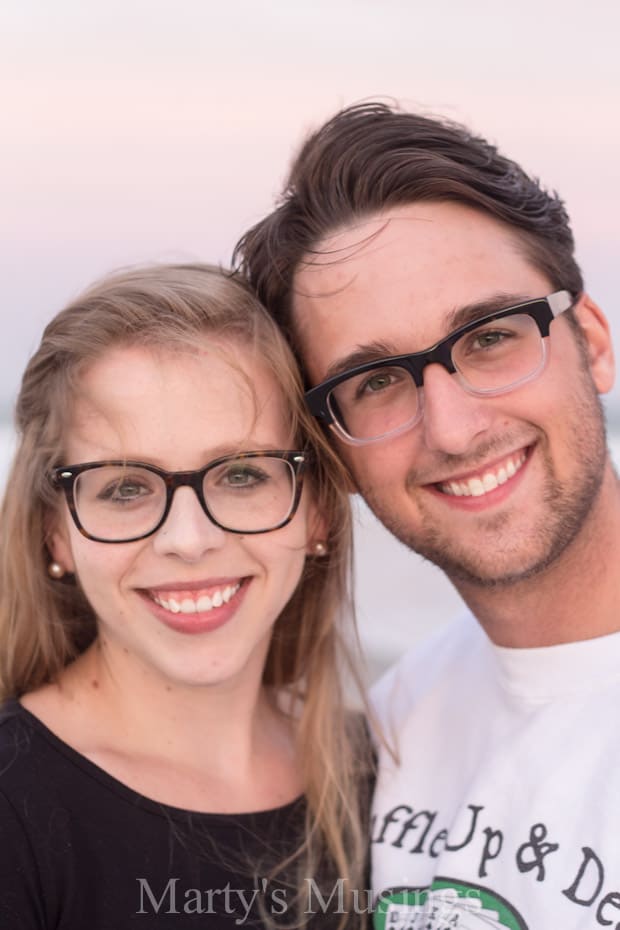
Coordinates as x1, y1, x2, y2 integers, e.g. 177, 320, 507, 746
322, 293, 536, 381
323, 342, 401, 380
445, 293, 533, 331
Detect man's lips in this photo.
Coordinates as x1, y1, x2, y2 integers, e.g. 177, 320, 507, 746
431, 446, 531, 499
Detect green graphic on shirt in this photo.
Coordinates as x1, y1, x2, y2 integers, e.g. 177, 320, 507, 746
374, 878, 528, 929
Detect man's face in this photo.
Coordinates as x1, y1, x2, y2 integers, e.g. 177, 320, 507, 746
292, 202, 614, 588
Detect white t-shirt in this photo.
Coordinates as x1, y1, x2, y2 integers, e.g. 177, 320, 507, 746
370, 613, 620, 930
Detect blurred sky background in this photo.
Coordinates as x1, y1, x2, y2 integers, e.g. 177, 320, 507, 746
2, 0, 619, 673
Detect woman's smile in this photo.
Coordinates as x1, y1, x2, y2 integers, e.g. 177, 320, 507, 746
138, 576, 249, 635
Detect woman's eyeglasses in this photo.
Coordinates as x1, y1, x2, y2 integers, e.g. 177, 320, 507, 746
50, 451, 307, 543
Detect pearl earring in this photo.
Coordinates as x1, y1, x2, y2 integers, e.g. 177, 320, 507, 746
48, 561, 65, 580
312, 541, 328, 557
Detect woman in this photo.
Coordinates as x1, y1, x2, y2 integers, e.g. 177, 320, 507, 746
0, 264, 372, 928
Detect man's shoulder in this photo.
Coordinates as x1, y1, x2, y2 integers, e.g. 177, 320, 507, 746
370, 611, 485, 726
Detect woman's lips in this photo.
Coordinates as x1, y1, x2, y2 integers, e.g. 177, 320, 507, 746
150, 581, 241, 614
139, 577, 249, 634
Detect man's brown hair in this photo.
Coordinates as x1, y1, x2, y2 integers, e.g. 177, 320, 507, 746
234, 101, 583, 354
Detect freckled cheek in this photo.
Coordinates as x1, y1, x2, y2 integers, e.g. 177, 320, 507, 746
70, 549, 138, 606
266, 537, 308, 566
252, 538, 309, 588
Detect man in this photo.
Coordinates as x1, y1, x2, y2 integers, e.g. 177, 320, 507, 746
234, 103, 620, 929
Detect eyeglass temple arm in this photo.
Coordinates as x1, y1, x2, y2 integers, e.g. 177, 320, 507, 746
548, 290, 575, 317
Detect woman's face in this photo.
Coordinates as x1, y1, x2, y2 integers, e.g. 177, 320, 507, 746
50, 340, 319, 694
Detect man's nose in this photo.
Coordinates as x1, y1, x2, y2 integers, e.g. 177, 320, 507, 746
152, 486, 227, 562
419, 363, 494, 455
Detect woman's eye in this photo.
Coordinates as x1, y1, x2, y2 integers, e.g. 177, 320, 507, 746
98, 480, 151, 502
222, 467, 268, 488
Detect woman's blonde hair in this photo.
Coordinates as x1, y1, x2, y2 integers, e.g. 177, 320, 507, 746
0, 263, 372, 927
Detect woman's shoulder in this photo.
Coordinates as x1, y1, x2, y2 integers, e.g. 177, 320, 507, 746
0, 696, 29, 727
0, 698, 37, 761
0, 694, 111, 817
0, 698, 56, 797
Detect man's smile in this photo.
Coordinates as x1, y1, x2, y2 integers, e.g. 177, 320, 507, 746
434, 447, 530, 498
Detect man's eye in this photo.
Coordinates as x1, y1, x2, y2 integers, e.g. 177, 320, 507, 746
464, 329, 514, 353
475, 331, 506, 348
356, 368, 403, 399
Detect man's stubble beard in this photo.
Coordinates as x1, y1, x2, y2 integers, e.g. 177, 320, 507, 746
357, 375, 609, 591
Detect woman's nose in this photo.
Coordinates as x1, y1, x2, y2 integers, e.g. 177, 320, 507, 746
151, 486, 228, 561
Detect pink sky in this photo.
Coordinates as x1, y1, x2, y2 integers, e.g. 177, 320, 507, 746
2, 0, 619, 411
1, 1, 619, 663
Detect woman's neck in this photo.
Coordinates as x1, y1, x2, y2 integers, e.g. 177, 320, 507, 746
22, 641, 303, 813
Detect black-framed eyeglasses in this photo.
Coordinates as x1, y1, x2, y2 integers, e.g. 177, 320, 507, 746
305, 290, 575, 445
50, 451, 307, 543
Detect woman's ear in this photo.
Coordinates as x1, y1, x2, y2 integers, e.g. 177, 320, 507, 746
306, 506, 330, 556
573, 294, 615, 394
46, 509, 76, 575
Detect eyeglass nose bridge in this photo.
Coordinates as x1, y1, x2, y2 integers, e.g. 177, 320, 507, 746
158, 468, 218, 530
401, 341, 459, 387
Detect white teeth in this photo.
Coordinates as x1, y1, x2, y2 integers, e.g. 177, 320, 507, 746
468, 477, 485, 497
482, 472, 498, 492
151, 583, 241, 614
439, 452, 527, 498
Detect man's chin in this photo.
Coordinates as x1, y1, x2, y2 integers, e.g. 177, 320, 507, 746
363, 499, 584, 591
417, 544, 562, 591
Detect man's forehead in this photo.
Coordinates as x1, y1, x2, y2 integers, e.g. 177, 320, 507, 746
290, 203, 553, 383
291, 205, 515, 316
293, 211, 436, 286
291, 213, 433, 337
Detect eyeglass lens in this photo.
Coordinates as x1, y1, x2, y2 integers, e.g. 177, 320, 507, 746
72, 457, 298, 540
329, 313, 545, 441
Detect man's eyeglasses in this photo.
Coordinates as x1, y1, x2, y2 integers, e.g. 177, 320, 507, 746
305, 291, 575, 445
50, 451, 307, 543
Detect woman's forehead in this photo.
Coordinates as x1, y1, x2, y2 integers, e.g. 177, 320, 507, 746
62, 342, 296, 464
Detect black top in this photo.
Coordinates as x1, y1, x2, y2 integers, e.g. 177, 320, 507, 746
0, 700, 353, 929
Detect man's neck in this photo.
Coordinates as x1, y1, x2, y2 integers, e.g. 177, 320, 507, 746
452, 463, 620, 648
